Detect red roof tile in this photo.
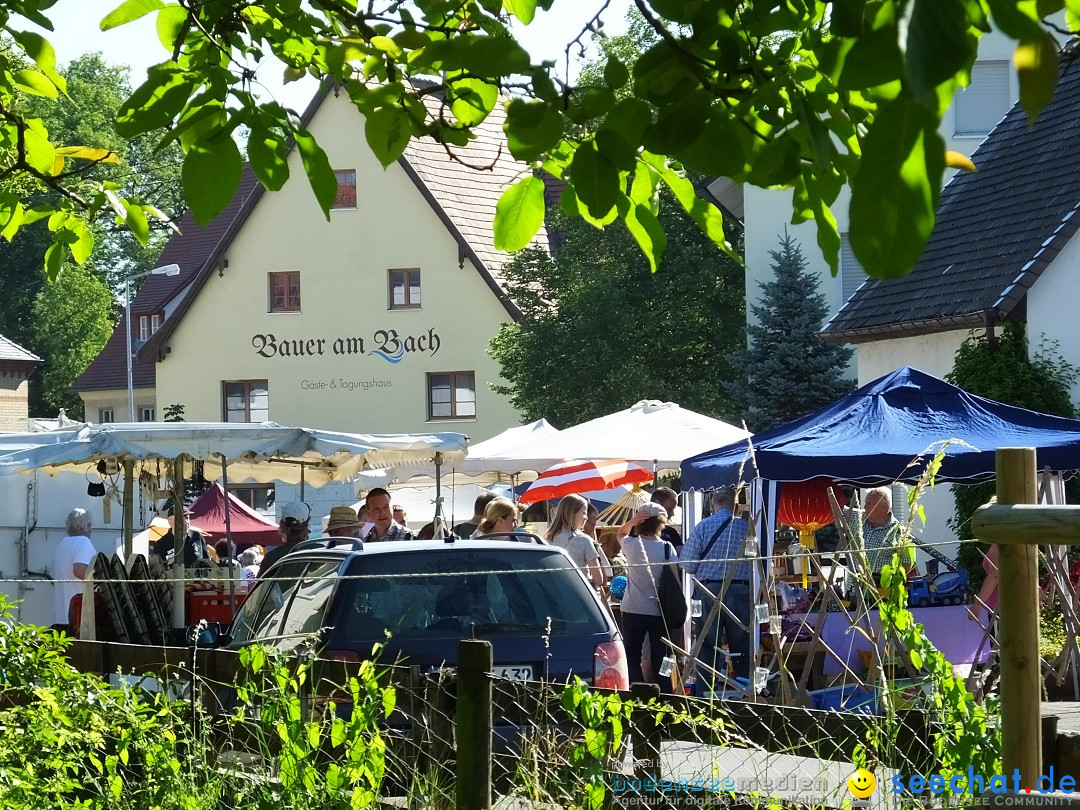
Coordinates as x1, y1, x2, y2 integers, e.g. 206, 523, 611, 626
76, 166, 262, 392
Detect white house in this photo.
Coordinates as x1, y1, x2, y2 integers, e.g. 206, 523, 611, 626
732, 29, 1021, 333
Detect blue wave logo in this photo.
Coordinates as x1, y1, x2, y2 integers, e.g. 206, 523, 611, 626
369, 345, 405, 364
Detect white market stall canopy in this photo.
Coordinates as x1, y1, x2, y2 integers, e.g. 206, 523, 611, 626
0, 422, 469, 487
483, 401, 750, 474
360, 418, 560, 489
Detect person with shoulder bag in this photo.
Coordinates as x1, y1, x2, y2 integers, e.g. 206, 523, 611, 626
620, 502, 683, 692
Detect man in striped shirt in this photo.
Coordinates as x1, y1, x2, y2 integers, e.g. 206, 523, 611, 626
681, 488, 752, 682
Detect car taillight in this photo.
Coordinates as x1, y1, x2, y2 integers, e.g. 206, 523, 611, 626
594, 639, 629, 691
323, 649, 361, 662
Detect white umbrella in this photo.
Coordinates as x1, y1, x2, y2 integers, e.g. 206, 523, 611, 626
359, 418, 560, 488
484, 400, 750, 474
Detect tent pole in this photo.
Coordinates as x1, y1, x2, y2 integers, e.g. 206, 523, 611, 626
172, 455, 186, 632
220, 453, 236, 616
433, 452, 445, 538
300, 465, 306, 502
653, 459, 658, 488
122, 459, 135, 560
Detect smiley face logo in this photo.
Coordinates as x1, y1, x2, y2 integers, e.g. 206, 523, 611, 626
848, 768, 877, 799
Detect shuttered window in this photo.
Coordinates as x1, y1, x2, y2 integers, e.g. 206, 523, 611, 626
840, 233, 865, 305
954, 61, 1012, 137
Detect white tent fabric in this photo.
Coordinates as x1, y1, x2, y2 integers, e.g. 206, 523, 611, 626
360, 418, 560, 488
0, 422, 469, 487
483, 401, 750, 474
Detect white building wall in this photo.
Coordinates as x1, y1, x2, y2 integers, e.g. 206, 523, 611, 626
1025, 228, 1080, 404
855, 331, 970, 386
154, 92, 522, 445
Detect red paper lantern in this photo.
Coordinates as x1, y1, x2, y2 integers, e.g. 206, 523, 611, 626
777, 478, 846, 552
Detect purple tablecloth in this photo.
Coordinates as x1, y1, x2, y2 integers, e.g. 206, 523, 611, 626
817, 605, 991, 675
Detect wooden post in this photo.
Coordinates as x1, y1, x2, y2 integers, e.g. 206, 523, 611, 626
996, 447, 1041, 788
171, 456, 186, 631
456, 639, 492, 810
629, 682, 662, 783
122, 459, 135, 560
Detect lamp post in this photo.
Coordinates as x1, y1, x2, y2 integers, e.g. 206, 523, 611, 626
125, 264, 180, 421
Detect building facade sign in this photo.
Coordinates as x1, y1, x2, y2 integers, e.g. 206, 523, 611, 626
251, 327, 441, 361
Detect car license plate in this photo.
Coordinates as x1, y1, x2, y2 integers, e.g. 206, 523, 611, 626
494, 665, 533, 681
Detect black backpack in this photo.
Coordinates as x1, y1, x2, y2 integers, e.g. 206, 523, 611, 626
657, 543, 688, 630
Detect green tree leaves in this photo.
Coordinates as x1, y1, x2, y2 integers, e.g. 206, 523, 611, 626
0, 0, 1075, 285
494, 175, 545, 251
850, 95, 943, 278
100, 0, 166, 31
491, 203, 744, 427
182, 132, 242, 226
364, 106, 411, 167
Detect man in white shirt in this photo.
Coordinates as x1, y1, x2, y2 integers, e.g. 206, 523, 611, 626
52, 507, 96, 629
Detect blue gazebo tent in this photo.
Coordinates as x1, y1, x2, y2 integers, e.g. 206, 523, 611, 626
681, 366, 1080, 488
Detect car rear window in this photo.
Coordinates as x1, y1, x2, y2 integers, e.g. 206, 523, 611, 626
334, 548, 608, 642
230, 557, 341, 650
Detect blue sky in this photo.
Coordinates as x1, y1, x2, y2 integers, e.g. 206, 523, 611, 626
37, 0, 633, 111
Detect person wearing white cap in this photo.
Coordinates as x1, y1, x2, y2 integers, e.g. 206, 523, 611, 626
259, 501, 311, 575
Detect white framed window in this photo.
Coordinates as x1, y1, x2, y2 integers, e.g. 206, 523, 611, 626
427, 371, 476, 420
223, 380, 269, 423
954, 60, 1011, 138
99, 408, 114, 424
139, 316, 149, 342
151, 314, 161, 334
140, 407, 154, 422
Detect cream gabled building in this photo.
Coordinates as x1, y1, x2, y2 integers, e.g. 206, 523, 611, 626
80, 85, 543, 449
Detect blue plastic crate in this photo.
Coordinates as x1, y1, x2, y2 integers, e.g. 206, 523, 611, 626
809, 684, 879, 714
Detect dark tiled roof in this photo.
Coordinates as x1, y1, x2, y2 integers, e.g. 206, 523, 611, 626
0, 334, 40, 364
138, 84, 539, 364
75, 167, 262, 392
823, 52, 1080, 342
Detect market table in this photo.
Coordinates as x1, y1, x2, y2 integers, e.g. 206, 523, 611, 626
816, 604, 991, 675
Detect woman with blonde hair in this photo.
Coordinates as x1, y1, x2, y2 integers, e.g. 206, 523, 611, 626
546, 494, 604, 588
475, 497, 520, 537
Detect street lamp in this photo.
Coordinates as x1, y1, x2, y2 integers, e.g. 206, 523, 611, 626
125, 264, 180, 421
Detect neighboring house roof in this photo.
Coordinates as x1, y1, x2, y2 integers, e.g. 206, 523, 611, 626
823, 48, 1080, 343
139, 83, 541, 364
0, 334, 41, 365
75, 167, 262, 393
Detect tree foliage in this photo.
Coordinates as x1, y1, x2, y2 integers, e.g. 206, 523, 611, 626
30, 260, 113, 418
0, 0, 1070, 279
489, 202, 744, 427
726, 233, 854, 432
946, 323, 1079, 584
0, 52, 182, 417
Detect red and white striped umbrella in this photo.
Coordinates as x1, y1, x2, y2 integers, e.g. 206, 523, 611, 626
517, 459, 653, 505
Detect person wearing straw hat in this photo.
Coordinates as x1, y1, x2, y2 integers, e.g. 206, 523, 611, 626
326, 505, 364, 540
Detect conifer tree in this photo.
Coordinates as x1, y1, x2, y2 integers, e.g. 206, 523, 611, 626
727, 233, 855, 431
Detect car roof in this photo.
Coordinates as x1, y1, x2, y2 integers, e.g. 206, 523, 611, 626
277, 537, 562, 562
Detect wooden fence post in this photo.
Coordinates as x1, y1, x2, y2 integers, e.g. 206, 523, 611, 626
996, 447, 1042, 787
630, 683, 662, 783
456, 639, 493, 810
